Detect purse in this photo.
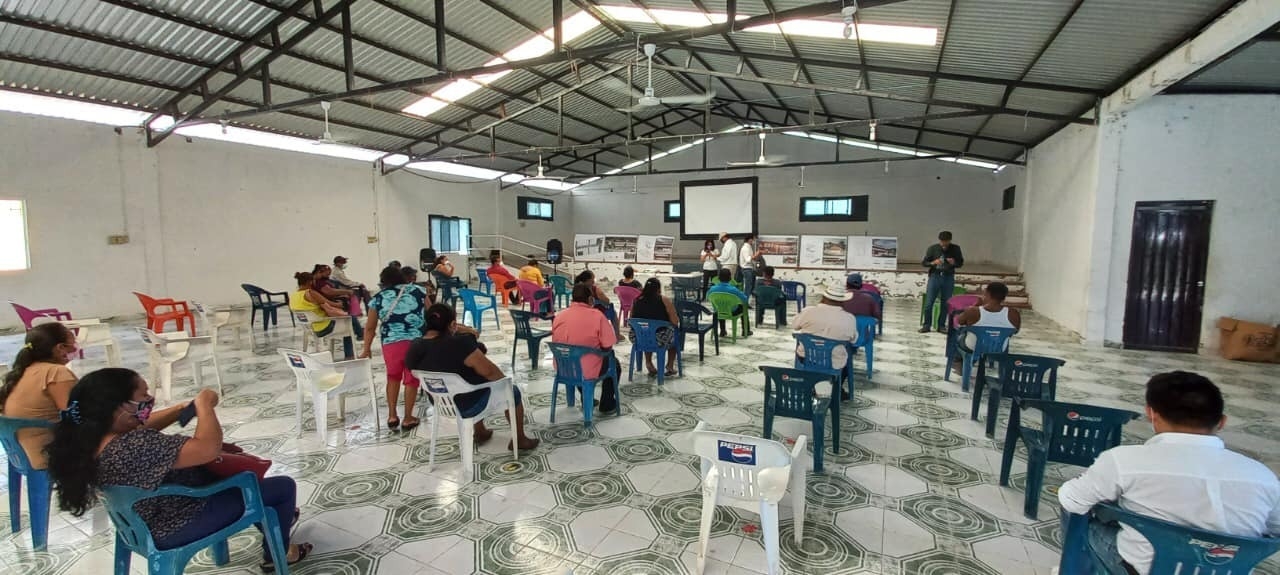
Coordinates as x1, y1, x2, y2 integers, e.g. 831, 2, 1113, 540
204, 443, 273, 480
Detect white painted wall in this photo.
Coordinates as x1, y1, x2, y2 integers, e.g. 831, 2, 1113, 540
572, 133, 1025, 269
1021, 123, 1100, 336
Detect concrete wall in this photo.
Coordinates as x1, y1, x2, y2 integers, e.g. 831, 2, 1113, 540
571, 133, 1025, 269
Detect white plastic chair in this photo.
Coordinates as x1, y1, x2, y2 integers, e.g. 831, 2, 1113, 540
293, 310, 353, 357
410, 370, 519, 482
135, 328, 222, 403
692, 422, 808, 575
32, 317, 121, 367
192, 301, 251, 346
278, 348, 379, 441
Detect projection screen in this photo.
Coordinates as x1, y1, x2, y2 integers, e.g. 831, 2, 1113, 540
679, 177, 758, 239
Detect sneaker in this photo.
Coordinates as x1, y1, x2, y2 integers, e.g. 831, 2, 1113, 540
918, 326, 931, 333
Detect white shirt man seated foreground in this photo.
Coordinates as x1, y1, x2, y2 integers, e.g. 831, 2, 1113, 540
1057, 371, 1280, 574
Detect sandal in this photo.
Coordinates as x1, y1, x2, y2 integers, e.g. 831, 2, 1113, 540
400, 416, 421, 431
508, 438, 541, 451
664, 368, 679, 378
260, 542, 313, 572
386, 417, 400, 430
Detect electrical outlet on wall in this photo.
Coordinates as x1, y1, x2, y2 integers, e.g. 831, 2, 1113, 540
367, 236, 378, 244
107, 234, 130, 245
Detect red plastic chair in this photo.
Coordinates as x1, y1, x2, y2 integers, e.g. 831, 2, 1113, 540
133, 292, 196, 335
614, 286, 642, 323
516, 280, 554, 316
947, 294, 981, 328
9, 302, 72, 330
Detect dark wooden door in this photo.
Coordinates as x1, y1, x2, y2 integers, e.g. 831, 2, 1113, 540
1123, 201, 1214, 352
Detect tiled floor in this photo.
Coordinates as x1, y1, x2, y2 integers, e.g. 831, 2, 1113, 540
3, 299, 1279, 575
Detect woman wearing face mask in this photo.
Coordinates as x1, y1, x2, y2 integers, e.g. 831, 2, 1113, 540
0, 322, 79, 469
45, 370, 311, 572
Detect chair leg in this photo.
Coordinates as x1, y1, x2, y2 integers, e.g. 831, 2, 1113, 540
696, 490, 718, 575
760, 502, 781, 575
969, 378, 985, 421
812, 417, 825, 473
8, 465, 21, 533
985, 389, 1002, 438
427, 411, 440, 471
158, 363, 174, 404
655, 349, 666, 386
961, 354, 974, 392
459, 419, 475, 482
550, 381, 561, 424
1024, 456, 1046, 519
260, 508, 290, 575
713, 329, 719, 355
527, 340, 541, 370
582, 382, 594, 427
27, 471, 50, 551
998, 432, 1018, 486
212, 539, 231, 565
313, 393, 329, 442
763, 407, 774, 439
114, 534, 132, 575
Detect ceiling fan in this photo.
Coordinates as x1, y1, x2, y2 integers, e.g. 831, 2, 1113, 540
727, 132, 788, 167
614, 43, 715, 113
523, 155, 568, 181
313, 101, 356, 145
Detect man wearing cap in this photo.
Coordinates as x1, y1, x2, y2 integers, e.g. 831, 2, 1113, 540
717, 233, 739, 282
332, 256, 370, 304
793, 285, 860, 378
841, 273, 881, 322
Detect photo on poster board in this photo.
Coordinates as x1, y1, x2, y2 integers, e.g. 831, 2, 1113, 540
575, 234, 605, 259
637, 235, 674, 263
799, 235, 847, 268
756, 235, 800, 267
846, 236, 899, 270
601, 235, 638, 261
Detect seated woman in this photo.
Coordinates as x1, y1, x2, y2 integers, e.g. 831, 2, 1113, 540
433, 255, 457, 278
484, 254, 521, 305
629, 278, 680, 377
1, 322, 79, 469
618, 266, 642, 290
290, 271, 355, 359
313, 264, 364, 341
405, 304, 539, 451
46, 369, 310, 572
518, 258, 554, 318
575, 270, 620, 337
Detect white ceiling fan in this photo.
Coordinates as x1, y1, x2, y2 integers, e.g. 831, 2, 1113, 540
615, 43, 715, 113
524, 155, 568, 181
313, 101, 356, 145
727, 132, 788, 167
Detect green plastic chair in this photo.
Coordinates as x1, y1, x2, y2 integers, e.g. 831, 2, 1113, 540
547, 275, 572, 308
920, 285, 970, 327
707, 292, 750, 343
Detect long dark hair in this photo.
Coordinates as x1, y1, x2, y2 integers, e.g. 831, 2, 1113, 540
294, 271, 314, 288
46, 368, 142, 517
703, 239, 715, 251
1, 322, 73, 409
424, 303, 456, 333
640, 277, 662, 301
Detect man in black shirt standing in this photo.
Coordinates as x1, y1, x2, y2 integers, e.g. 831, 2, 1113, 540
920, 230, 964, 333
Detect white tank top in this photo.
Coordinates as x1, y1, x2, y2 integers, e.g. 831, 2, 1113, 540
976, 306, 1015, 329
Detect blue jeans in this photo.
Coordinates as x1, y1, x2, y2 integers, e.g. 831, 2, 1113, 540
922, 273, 955, 330
156, 476, 296, 562
315, 322, 355, 359
741, 269, 756, 302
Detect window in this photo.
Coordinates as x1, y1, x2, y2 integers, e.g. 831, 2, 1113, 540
664, 200, 682, 222
799, 195, 868, 222
517, 196, 553, 221
0, 200, 29, 271
429, 215, 471, 254
1002, 186, 1016, 211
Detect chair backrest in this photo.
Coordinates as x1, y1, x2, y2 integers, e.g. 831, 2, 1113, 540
780, 280, 806, 300
672, 285, 702, 303
412, 370, 504, 420
1016, 399, 1139, 467
133, 292, 160, 311
476, 268, 492, 286
548, 275, 571, 294
981, 353, 1065, 400
628, 318, 674, 353
614, 286, 642, 310
547, 342, 610, 384
761, 366, 830, 419
948, 294, 981, 313
706, 292, 743, 318
692, 421, 797, 503
671, 276, 700, 291
240, 284, 267, 306
517, 280, 543, 303
509, 309, 538, 338
854, 316, 877, 344
961, 326, 1017, 357
792, 333, 851, 376
9, 301, 51, 329
101, 482, 164, 556
294, 310, 329, 330
952, 285, 969, 296
458, 288, 489, 310
278, 348, 346, 393
675, 300, 710, 331
134, 327, 164, 349
0, 415, 52, 473
1089, 502, 1280, 574
754, 285, 784, 307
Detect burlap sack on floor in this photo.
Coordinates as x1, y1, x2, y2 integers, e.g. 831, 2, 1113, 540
1217, 317, 1279, 363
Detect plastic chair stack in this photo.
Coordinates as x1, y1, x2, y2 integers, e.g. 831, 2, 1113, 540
547, 343, 620, 427
293, 311, 354, 358
548, 275, 572, 308
516, 280, 553, 316
458, 288, 500, 334
279, 349, 379, 441
793, 333, 854, 402
946, 326, 1016, 392
627, 318, 682, 386
753, 285, 787, 328
999, 398, 1139, 519
509, 310, 551, 370
761, 366, 837, 472
411, 370, 520, 482
852, 316, 877, 379
707, 292, 750, 343
692, 421, 807, 575
133, 292, 196, 336
240, 284, 293, 332
780, 281, 807, 313
614, 285, 642, 324
675, 301, 718, 360
102, 471, 291, 575
970, 353, 1065, 437
136, 328, 222, 403
0, 415, 52, 550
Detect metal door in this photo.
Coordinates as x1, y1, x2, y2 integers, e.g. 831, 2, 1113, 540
1122, 201, 1214, 352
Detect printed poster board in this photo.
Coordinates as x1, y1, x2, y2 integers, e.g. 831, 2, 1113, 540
756, 235, 800, 268
601, 235, 638, 262
799, 235, 848, 269
637, 235, 674, 264
847, 236, 898, 270
574, 234, 605, 259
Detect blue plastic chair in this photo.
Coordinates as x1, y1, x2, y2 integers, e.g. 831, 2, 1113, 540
241, 284, 294, 332
627, 318, 682, 386
999, 398, 1139, 519
103, 471, 290, 575
547, 343, 620, 427
547, 276, 572, 308
852, 316, 877, 379
761, 366, 839, 473
509, 310, 551, 371
432, 271, 464, 309
458, 288, 499, 334
946, 326, 1016, 392
476, 268, 493, 294
780, 281, 807, 313
864, 291, 884, 336
675, 300, 718, 361
0, 415, 52, 550
971, 353, 1066, 437
1059, 502, 1280, 575
793, 333, 854, 402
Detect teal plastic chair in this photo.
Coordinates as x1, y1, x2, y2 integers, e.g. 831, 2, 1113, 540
753, 284, 787, 328
432, 271, 464, 309
458, 288, 499, 334
675, 301, 718, 360
971, 353, 1065, 437
672, 285, 702, 304
999, 398, 1139, 519
761, 366, 838, 473
509, 310, 551, 370
476, 268, 493, 294
547, 343, 619, 427
0, 415, 52, 550
946, 326, 1016, 392
707, 292, 750, 342
1059, 502, 1280, 575
780, 281, 807, 313
103, 471, 290, 575
627, 318, 682, 386
548, 275, 572, 308
852, 316, 877, 379
793, 333, 854, 402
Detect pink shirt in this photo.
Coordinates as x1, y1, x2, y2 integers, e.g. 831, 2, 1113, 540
552, 302, 618, 379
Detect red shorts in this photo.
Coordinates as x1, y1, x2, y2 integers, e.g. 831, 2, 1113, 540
381, 340, 418, 388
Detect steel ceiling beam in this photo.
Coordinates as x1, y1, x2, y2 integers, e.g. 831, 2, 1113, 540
916, 0, 958, 148
740, 100, 1028, 147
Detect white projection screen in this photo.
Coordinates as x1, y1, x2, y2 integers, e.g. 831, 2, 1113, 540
679, 177, 758, 238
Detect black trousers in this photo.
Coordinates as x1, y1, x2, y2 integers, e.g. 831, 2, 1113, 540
576, 352, 620, 411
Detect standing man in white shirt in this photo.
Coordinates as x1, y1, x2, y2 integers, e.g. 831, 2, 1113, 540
738, 234, 757, 300
1058, 371, 1280, 575
717, 233, 739, 283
